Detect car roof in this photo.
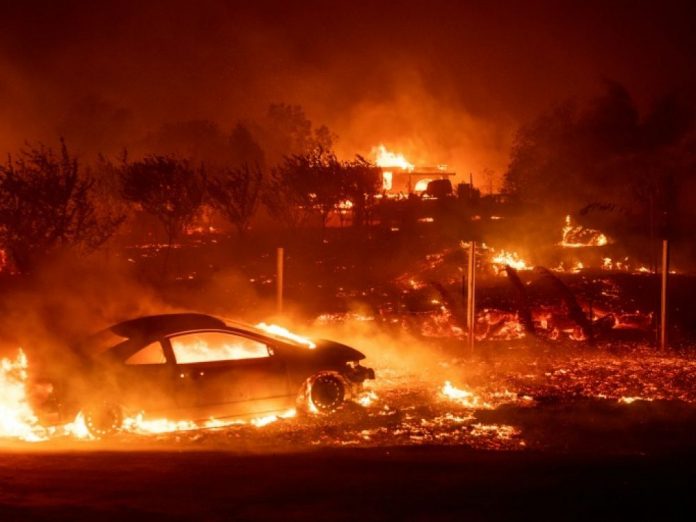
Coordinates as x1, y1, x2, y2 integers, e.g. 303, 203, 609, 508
109, 313, 228, 340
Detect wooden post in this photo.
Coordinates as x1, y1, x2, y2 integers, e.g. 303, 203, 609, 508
276, 247, 284, 314
466, 241, 476, 352
660, 239, 669, 350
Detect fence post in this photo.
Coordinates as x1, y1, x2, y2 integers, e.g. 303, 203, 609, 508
276, 247, 284, 314
466, 241, 476, 352
660, 239, 669, 350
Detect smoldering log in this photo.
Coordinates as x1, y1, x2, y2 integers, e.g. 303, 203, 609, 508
504, 266, 536, 336
430, 281, 468, 332
533, 266, 594, 344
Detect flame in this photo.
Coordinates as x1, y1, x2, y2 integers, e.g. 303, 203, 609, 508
490, 250, 529, 272
441, 381, 492, 409
357, 389, 378, 407
251, 409, 296, 428
560, 215, 609, 248
372, 145, 414, 171
602, 257, 652, 274
255, 323, 316, 349
0, 350, 46, 442
0, 348, 302, 442
171, 335, 273, 364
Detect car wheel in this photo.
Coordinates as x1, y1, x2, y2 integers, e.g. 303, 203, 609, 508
83, 402, 123, 438
306, 373, 345, 414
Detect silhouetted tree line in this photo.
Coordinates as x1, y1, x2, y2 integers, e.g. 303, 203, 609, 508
0, 104, 382, 272
503, 81, 695, 239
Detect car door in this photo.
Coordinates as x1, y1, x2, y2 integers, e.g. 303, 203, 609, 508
167, 330, 290, 420
116, 340, 180, 414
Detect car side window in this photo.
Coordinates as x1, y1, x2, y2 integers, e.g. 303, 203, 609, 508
125, 342, 167, 365
170, 331, 270, 364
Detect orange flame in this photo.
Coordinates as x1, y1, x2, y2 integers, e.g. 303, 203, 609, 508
560, 215, 609, 248
372, 145, 414, 171
490, 250, 530, 272
0, 350, 46, 441
255, 323, 316, 349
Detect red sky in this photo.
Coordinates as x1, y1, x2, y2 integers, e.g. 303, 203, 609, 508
1, 0, 694, 186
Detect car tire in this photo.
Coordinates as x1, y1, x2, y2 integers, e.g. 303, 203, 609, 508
82, 402, 123, 438
302, 373, 346, 414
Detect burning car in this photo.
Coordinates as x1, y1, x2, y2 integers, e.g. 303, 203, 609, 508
32, 313, 375, 437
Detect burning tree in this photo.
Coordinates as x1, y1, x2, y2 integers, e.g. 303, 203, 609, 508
120, 155, 205, 257
0, 140, 123, 272
208, 163, 263, 236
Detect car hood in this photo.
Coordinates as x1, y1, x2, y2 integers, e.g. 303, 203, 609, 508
311, 339, 366, 363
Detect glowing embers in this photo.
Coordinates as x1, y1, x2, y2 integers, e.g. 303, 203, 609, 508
441, 381, 492, 409
602, 257, 652, 274
441, 381, 524, 410
255, 323, 316, 349
0, 350, 45, 441
560, 214, 610, 248
477, 310, 526, 341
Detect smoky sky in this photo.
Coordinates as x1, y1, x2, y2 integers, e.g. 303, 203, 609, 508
1, 0, 694, 184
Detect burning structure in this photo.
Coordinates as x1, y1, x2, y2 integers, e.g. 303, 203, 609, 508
373, 145, 456, 195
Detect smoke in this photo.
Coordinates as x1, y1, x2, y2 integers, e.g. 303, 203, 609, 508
2, 1, 693, 188
0, 254, 161, 359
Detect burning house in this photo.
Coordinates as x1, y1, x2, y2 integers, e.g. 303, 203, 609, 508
373, 145, 456, 195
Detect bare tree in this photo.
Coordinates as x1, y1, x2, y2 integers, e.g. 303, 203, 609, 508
260, 103, 337, 165
263, 149, 343, 229
341, 156, 382, 228
208, 163, 263, 236
0, 140, 123, 272
120, 155, 205, 260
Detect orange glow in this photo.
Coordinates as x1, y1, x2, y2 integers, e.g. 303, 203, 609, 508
372, 144, 414, 171
490, 249, 529, 272
0, 348, 302, 441
0, 350, 45, 441
441, 381, 492, 409
382, 171, 393, 190
413, 178, 432, 192
255, 323, 317, 349
171, 333, 270, 363
560, 214, 609, 248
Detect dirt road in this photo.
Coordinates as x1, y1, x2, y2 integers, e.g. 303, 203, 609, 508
1, 446, 694, 521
